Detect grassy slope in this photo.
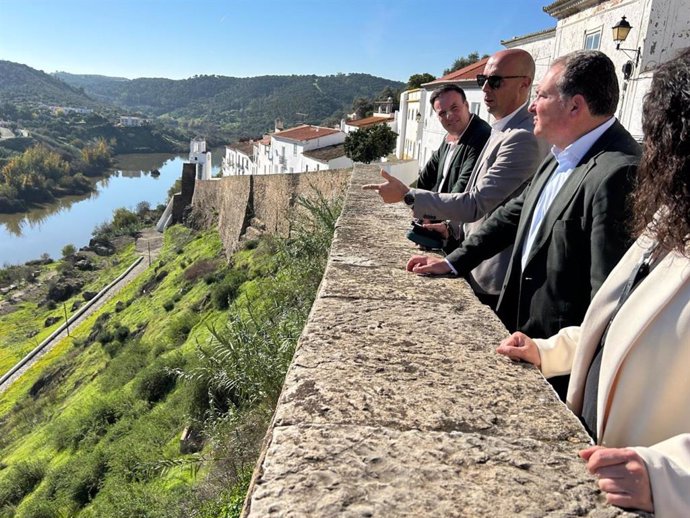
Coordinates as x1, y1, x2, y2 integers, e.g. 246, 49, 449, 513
0, 246, 137, 378
0, 226, 228, 516
0, 192, 340, 517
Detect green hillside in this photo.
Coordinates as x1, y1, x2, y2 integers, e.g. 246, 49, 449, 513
55, 71, 404, 139
0, 61, 104, 109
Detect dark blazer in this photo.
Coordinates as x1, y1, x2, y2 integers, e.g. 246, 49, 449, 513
446, 120, 641, 339
416, 115, 491, 194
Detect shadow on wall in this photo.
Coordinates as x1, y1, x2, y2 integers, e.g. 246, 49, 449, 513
190, 169, 353, 259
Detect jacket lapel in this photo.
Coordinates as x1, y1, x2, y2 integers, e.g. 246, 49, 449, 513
513, 157, 558, 251
434, 141, 451, 191
520, 122, 625, 269
596, 249, 690, 440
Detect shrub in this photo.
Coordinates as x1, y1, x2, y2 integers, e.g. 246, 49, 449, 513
183, 259, 218, 283
211, 269, 248, 310
134, 360, 181, 404
163, 300, 174, 312
47, 449, 109, 508
114, 325, 130, 342
167, 311, 200, 345
61, 243, 76, 258
51, 395, 130, 451
0, 459, 47, 507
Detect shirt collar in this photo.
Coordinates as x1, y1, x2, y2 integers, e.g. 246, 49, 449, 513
550, 117, 616, 170
491, 102, 528, 132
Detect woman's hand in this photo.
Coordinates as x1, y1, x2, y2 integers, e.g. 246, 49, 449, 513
496, 332, 541, 367
579, 446, 654, 513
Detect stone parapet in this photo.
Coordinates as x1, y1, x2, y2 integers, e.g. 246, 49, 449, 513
243, 164, 642, 516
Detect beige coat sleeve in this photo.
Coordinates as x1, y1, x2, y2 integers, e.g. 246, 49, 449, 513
533, 326, 582, 378
632, 434, 690, 517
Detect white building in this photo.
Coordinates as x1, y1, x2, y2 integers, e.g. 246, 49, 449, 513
503, 0, 690, 140
255, 124, 352, 175
341, 114, 395, 134
222, 140, 256, 176
119, 116, 147, 127
394, 0, 689, 171
189, 137, 213, 180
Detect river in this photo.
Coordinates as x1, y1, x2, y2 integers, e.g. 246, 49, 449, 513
0, 151, 222, 266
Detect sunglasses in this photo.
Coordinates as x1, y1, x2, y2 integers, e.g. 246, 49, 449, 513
476, 74, 529, 89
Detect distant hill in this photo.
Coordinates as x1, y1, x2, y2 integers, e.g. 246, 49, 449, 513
0, 60, 404, 142
0, 61, 104, 108
54, 71, 404, 139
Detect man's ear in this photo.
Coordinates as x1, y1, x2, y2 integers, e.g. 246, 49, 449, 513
569, 94, 588, 117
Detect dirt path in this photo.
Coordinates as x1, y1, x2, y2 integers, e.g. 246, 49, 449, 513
0, 229, 164, 393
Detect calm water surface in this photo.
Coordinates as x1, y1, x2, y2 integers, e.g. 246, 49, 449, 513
0, 152, 221, 266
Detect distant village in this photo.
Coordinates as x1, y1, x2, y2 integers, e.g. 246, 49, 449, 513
213, 0, 688, 181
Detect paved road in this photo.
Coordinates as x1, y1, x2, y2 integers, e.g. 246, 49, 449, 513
0, 229, 163, 393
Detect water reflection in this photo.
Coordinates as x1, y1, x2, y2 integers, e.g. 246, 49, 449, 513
0, 152, 221, 265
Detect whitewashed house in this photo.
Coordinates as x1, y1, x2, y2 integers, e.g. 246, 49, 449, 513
503, 0, 690, 140
222, 140, 256, 176
189, 138, 213, 180
119, 116, 147, 127
252, 125, 352, 175
268, 125, 351, 174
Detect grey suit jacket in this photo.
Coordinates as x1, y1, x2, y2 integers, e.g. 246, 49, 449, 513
410, 105, 549, 295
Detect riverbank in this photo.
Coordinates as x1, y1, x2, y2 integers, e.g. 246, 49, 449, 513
0, 153, 194, 265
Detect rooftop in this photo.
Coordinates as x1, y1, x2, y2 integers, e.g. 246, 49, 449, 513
543, 0, 600, 19
501, 26, 557, 47
345, 114, 394, 128
273, 124, 341, 142
302, 143, 347, 162
226, 140, 255, 156
425, 57, 490, 86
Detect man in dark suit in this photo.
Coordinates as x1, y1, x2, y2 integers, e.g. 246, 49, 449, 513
415, 85, 491, 194
407, 51, 641, 397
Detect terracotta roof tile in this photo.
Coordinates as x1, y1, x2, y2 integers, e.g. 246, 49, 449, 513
273, 124, 341, 142
426, 57, 489, 86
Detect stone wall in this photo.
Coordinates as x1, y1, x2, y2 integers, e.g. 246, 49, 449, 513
241, 165, 641, 517
191, 170, 352, 258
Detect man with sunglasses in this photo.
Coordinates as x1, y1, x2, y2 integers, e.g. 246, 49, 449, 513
408, 51, 640, 398
364, 49, 547, 307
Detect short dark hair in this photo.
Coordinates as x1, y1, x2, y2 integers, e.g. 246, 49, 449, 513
552, 50, 619, 116
429, 84, 466, 107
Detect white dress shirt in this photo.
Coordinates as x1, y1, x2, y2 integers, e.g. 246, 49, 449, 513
520, 117, 616, 271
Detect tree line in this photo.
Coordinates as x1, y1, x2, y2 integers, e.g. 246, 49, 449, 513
0, 139, 112, 213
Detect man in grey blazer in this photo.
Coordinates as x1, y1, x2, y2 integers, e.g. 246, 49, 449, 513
365, 49, 548, 308
415, 84, 491, 194
408, 51, 640, 398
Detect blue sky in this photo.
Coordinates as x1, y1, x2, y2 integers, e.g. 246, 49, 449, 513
0, 0, 555, 82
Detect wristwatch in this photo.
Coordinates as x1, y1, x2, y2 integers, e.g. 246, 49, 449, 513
403, 191, 415, 207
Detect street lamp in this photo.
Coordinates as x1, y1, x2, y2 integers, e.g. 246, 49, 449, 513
612, 16, 640, 78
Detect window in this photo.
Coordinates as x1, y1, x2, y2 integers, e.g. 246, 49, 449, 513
470, 102, 481, 115
584, 29, 601, 50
